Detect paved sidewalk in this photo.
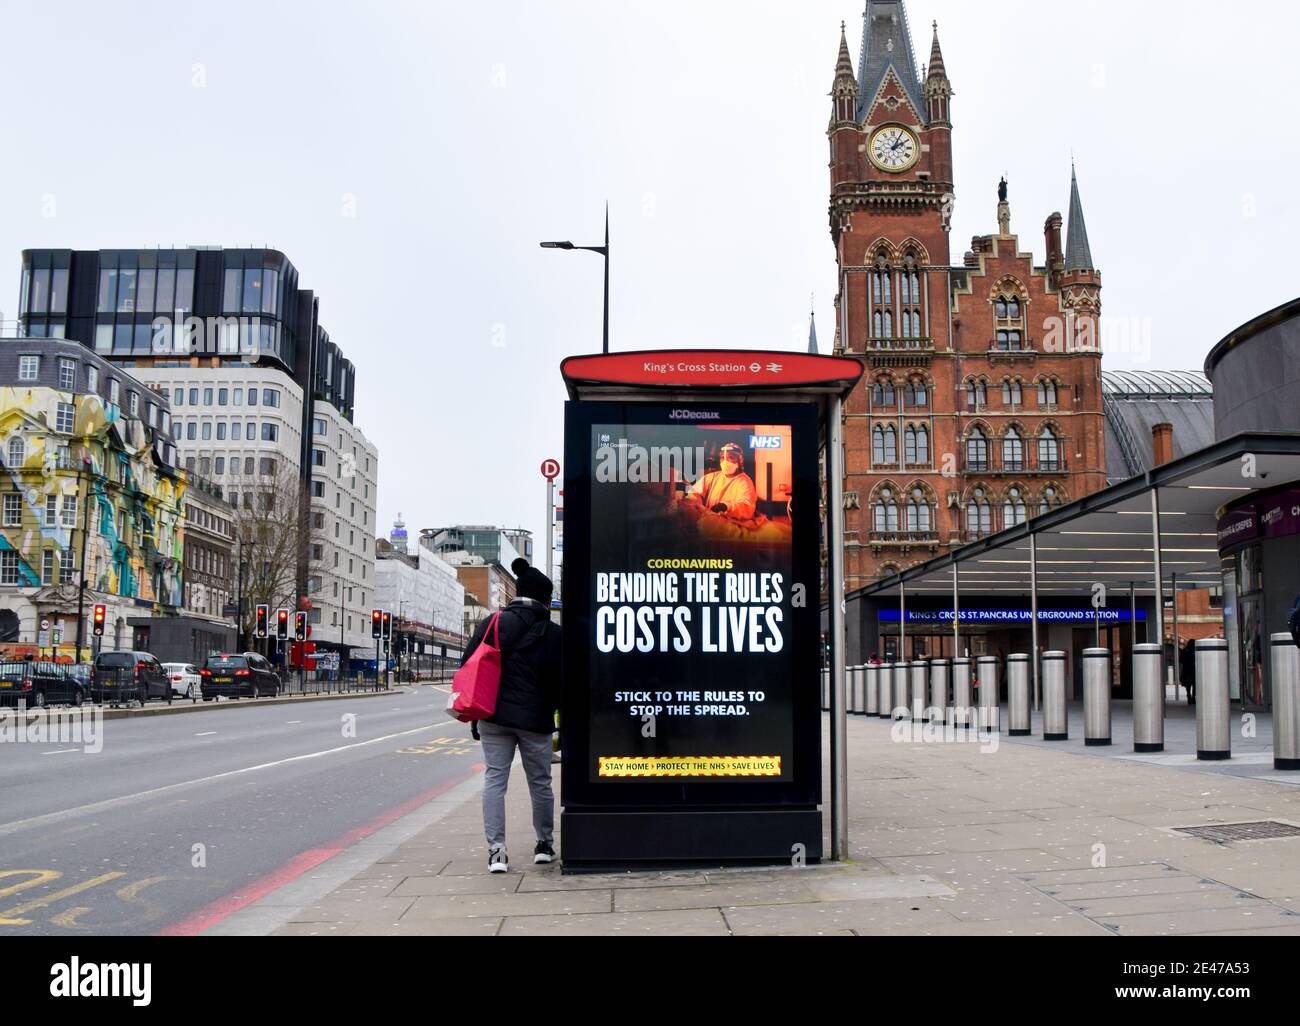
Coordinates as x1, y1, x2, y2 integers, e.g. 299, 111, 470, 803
267, 703, 1300, 937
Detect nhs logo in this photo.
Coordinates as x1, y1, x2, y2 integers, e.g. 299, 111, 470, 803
749, 435, 783, 451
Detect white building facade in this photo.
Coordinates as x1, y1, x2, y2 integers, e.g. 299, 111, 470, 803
308, 399, 379, 654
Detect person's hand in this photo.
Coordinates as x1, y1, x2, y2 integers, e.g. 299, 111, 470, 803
711, 503, 729, 514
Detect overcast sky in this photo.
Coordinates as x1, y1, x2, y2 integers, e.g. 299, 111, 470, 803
1, 0, 1296, 555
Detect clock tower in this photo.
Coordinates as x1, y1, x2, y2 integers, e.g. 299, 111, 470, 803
829, 1, 1108, 596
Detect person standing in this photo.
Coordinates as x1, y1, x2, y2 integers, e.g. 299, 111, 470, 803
465, 559, 563, 873
1179, 639, 1196, 706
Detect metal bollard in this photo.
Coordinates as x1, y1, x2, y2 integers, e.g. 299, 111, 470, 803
847, 666, 860, 715
1196, 638, 1231, 761
1042, 651, 1068, 741
866, 664, 880, 717
911, 660, 929, 723
854, 666, 866, 716
1272, 634, 1300, 771
977, 656, 1000, 733
1083, 648, 1112, 747
1007, 654, 1031, 737
877, 664, 892, 720
952, 658, 973, 728
930, 659, 950, 725
822, 668, 830, 713
894, 662, 910, 720
1132, 643, 1165, 753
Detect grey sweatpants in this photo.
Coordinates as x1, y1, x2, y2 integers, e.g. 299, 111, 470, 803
480, 721, 555, 851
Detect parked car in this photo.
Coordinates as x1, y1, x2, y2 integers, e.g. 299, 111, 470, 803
0, 661, 87, 708
163, 663, 203, 700
91, 651, 172, 706
200, 653, 281, 700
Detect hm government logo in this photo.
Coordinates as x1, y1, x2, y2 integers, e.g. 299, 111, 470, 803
50, 958, 151, 1006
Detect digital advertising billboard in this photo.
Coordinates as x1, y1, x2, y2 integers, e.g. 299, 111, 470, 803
562, 401, 823, 825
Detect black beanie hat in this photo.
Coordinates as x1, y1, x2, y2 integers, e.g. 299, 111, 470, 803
513, 559, 554, 605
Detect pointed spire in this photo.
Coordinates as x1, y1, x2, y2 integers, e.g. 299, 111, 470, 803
832, 20, 858, 107
927, 20, 947, 81
808, 300, 819, 356
857, 0, 927, 122
1065, 164, 1095, 271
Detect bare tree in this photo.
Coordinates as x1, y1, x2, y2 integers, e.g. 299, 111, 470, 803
229, 459, 319, 641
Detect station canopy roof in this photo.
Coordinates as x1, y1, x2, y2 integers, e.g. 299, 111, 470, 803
853, 433, 1300, 600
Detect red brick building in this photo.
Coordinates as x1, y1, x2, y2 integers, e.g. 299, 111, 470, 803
828, 1, 1108, 592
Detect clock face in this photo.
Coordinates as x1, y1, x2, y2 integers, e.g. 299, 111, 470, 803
870, 126, 919, 173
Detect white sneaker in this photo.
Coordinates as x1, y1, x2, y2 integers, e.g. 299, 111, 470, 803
488, 847, 509, 873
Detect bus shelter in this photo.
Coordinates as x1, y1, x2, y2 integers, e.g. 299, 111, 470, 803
559, 350, 862, 869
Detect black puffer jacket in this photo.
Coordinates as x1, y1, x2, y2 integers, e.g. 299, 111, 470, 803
462, 599, 562, 735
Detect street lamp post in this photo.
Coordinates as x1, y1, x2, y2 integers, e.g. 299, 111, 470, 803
74, 457, 94, 665
541, 206, 610, 355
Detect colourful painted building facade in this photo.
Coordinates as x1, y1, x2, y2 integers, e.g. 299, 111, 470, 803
0, 338, 184, 657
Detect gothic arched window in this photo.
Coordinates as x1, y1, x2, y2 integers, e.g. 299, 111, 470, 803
1004, 486, 1027, 527
1003, 428, 1024, 472
905, 381, 928, 408
994, 290, 1025, 351
901, 252, 923, 343
966, 379, 988, 410
907, 488, 932, 533
1003, 379, 1023, 407
1038, 378, 1060, 407
906, 425, 930, 467
873, 425, 898, 466
967, 488, 992, 538
1039, 486, 1064, 516
1038, 428, 1061, 472
872, 381, 896, 409
872, 252, 892, 305
874, 487, 900, 533
966, 429, 989, 472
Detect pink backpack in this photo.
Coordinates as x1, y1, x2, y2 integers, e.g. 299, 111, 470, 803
447, 613, 503, 723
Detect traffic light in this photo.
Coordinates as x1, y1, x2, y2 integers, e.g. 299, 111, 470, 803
382, 612, 392, 640
371, 609, 383, 639
255, 605, 269, 639
294, 611, 307, 642
93, 605, 106, 637
276, 608, 290, 641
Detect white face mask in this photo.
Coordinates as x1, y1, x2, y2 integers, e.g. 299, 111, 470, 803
721, 457, 742, 477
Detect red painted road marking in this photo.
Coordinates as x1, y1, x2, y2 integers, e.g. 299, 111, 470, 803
158, 762, 485, 936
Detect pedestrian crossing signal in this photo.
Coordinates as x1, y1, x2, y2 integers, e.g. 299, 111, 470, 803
93, 605, 106, 637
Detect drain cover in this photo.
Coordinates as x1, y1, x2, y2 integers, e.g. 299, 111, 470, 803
1174, 821, 1300, 844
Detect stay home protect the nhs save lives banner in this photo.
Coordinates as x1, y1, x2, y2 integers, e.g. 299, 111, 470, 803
585, 409, 815, 784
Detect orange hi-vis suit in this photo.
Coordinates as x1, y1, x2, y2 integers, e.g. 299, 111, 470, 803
688, 470, 759, 521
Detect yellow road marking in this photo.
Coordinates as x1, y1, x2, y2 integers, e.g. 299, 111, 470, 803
115, 875, 175, 926
0, 870, 62, 904
0, 872, 126, 926
50, 907, 92, 929
398, 737, 475, 756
